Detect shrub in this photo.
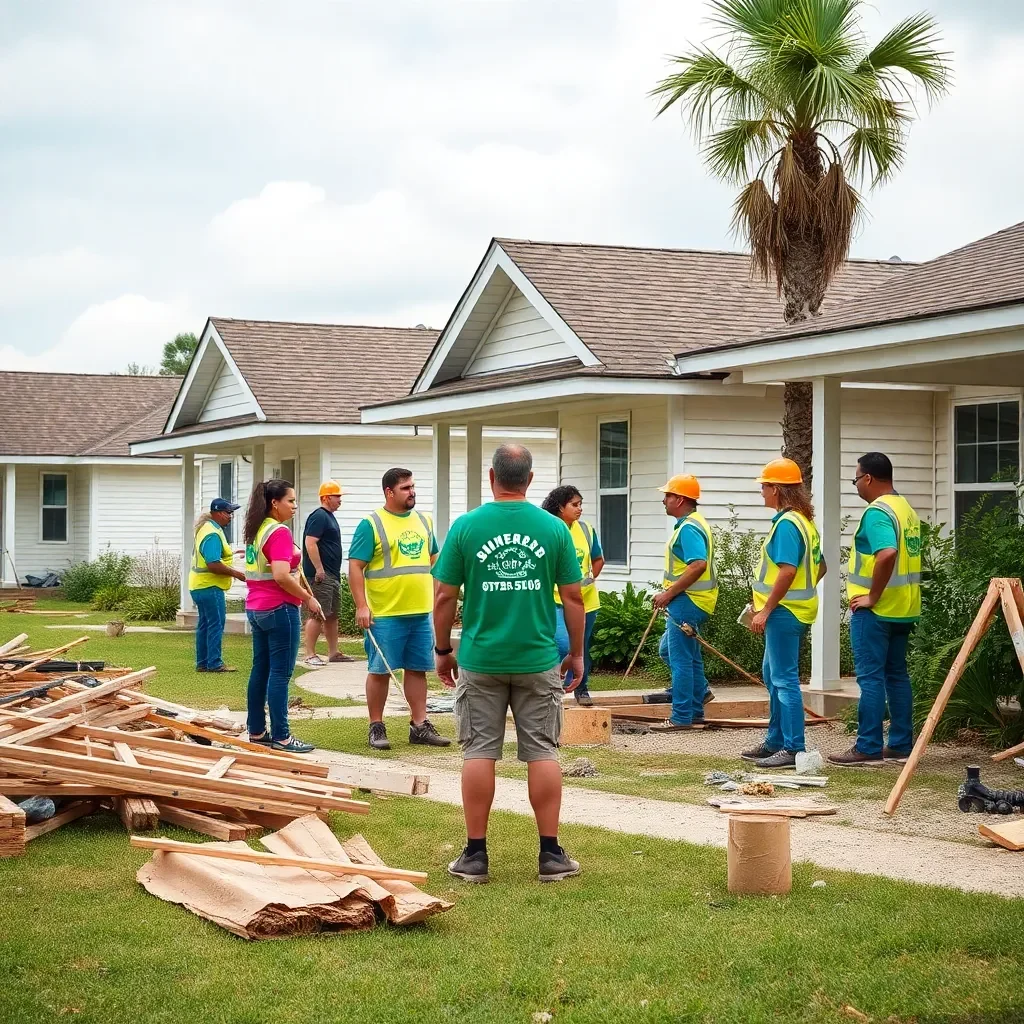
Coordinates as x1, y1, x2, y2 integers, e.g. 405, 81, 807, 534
130, 548, 180, 591
908, 498, 1024, 748
339, 576, 358, 636
92, 584, 130, 611
591, 583, 663, 670
122, 587, 179, 622
61, 551, 134, 602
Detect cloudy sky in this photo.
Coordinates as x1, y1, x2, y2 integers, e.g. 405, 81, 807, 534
2, 0, 1022, 373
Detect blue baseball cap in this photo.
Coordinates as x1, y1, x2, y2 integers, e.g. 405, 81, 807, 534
210, 498, 241, 513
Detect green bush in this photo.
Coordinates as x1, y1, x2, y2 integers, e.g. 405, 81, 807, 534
908, 498, 1024, 748
92, 584, 130, 611
122, 587, 179, 622
61, 551, 134, 602
339, 576, 358, 635
591, 582, 663, 670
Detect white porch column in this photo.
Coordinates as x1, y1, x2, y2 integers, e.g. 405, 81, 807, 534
432, 422, 451, 543
1, 465, 16, 587
319, 439, 332, 488
810, 377, 842, 690
180, 450, 195, 614
251, 443, 265, 487
466, 421, 483, 512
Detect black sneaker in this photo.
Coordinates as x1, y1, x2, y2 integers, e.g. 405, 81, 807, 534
248, 731, 274, 747
883, 746, 911, 764
756, 749, 797, 769
368, 721, 391, 750
410, 719, 451, 747
538, 848, 581, 883
703, 689, 715, 705
448, 849, 489, 883
829, 746, 884, 767
574, 689, 594, 707
740, 743, 779, 762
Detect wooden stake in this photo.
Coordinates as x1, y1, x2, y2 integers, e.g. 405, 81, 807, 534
0, 634, 30, 658
624, 609, 659, 679
884, 579, 1002, 816
129, 835, 428, 883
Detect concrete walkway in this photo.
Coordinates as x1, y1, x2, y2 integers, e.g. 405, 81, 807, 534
309, 748, 1024, 899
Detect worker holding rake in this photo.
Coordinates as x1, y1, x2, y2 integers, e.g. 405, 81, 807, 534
652, 474, 719, 728
745, 459, 826, 769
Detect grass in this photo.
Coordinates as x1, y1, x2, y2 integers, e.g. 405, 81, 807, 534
3, 799, 1024, 1024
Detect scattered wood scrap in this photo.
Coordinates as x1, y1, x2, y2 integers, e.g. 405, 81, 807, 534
978, 817, 1024, 852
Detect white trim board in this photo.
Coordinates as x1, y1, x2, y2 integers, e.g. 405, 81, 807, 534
362, 376, 770, 424
0, 455, 179, 466
164, 321, 267, 433
413, 241, 601, 393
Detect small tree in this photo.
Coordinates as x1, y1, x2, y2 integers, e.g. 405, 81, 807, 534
116, 362, 158, 376
160, 332, 198, 376
652, 0, 951, 480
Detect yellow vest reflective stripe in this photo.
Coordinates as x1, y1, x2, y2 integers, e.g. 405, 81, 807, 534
554, 520, 601, 613
752, 510, 821, 625
363, 509, 434, 617
663, 511, 719, 615
846, 495, 922, 619
245, 518, 293, 582
189, 520, 233, 592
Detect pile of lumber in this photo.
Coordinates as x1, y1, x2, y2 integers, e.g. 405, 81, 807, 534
592, 692, 832, 729
0, 635, 386, 856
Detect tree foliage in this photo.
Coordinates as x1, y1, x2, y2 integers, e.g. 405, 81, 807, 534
160, 332, 198, 376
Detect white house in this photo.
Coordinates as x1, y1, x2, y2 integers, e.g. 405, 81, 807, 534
128, 319, 558, 611
0, 371, 182, 586
362, 226, 1024, 690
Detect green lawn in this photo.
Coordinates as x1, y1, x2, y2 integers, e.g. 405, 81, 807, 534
2, 798, 1023, 1024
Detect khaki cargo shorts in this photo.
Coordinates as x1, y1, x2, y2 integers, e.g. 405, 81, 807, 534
454, 667, 563, 763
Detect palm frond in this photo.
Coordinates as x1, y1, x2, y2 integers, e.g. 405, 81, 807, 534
704, 117, 783, 182
843, 123, 905, 186
815, 161, 860, 285
859, 13, 952, 102
651, 46, 766, 130
707, 0, 792, 50
773, 141, 817, 231
732, 178, 780, 285
779, 0, 864, 66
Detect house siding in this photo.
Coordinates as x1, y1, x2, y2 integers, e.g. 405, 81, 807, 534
465, 290, 576, 377
73, 468, 91, 562
196, 359, 254, 423
14, 466, 79, 577
92, 465, 182, 557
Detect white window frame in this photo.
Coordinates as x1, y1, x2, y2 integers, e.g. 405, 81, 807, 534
218, 459, 236, 543
275, 455, 300, 535
39, 470, 70, 545
950, 395, 1023, 529
596, 413, 630, 569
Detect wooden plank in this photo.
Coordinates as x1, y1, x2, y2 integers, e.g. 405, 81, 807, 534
1000, 581, 1024, 677
116, 796, 159, 831
154, 803, 247, 841
978, 817, 1024, 851
205, 756, 236, 779
8, 667, 156, 719
143, 714, 310, 760
130, 835, 428, 884
560, 706, 611, 745
0, 637, 91, 681
716, 804, 839, 817
0, 634, 29, 657
326, 764, 429, 797
113, 742, 139, 766
0, 781, 119, 797
160, 801, 322, 829
0, 709, 93, 746
0, 793, 25, 828
884, 580, 1003, 816
24, 800, 97, 841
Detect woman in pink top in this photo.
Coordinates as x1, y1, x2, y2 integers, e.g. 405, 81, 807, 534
242, 479, 322, 753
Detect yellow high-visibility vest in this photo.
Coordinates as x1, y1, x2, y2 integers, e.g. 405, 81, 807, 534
847, 494, 922, 620
362, 508, 434, 617
245, 517, 295, 582
663, 510, 719, 616
752, 510, 821, 625
189, 520, 233, 592
554, 520, 601, 613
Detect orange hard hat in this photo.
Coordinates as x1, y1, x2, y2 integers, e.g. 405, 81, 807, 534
658, 474, 701, 500
757, 458, 803, 485
318, 480, 343, 498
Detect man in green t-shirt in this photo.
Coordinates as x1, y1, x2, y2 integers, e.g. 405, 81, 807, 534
433, 443, 585, 884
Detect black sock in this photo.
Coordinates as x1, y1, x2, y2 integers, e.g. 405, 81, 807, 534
540, 836, 561, 855
466, 837, 487, 856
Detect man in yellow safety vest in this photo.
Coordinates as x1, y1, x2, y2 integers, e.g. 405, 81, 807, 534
348, 467, 451, 751
830, 452, 921, 767
652, 474, 719, 727
189, 497, 245, 673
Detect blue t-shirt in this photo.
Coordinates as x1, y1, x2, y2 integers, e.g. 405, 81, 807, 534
668, 517, 710, 622
349, 512, 440, 564
302, 506, 343, 580
766, 514, 805, 568
854, 506, 899, 555
199, 532, 226, 565
586, 525, 604, 560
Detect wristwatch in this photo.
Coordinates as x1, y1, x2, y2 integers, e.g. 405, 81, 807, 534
434, 646, 454, 656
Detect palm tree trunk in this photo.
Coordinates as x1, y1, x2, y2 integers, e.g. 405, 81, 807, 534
782, 381, 814, 483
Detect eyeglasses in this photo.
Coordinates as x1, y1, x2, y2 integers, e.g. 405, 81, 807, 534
851, 473, 868, 486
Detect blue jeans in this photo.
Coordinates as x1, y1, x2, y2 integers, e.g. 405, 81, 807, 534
555, 607, 597, 692
658, 595, 709, 725
191, 586, 226, 670
246, 603, 301, 741
763, 606, 807, 753
851, 609, 915, 757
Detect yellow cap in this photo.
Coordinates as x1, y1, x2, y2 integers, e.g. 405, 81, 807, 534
757, 458, 803, 485
658, 474, 701, 500
318, 480, 343, 497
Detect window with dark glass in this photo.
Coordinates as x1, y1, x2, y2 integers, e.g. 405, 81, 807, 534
598, 420, 628, 564
954, 401, 1020, 528
41, 473, 68, 542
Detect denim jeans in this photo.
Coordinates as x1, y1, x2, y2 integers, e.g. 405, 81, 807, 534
191, 586, 226, 670
762, 605, 807, 753
554, 607, 597, 692
851, 609, 915, 757
658, 595, 710, 725
246, 603, 301, 741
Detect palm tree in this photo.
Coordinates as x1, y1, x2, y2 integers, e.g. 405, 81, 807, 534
652, 0, 951, 480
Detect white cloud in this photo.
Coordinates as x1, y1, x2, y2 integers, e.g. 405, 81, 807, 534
0, 247, 118, 307
0, 294, 192, 373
